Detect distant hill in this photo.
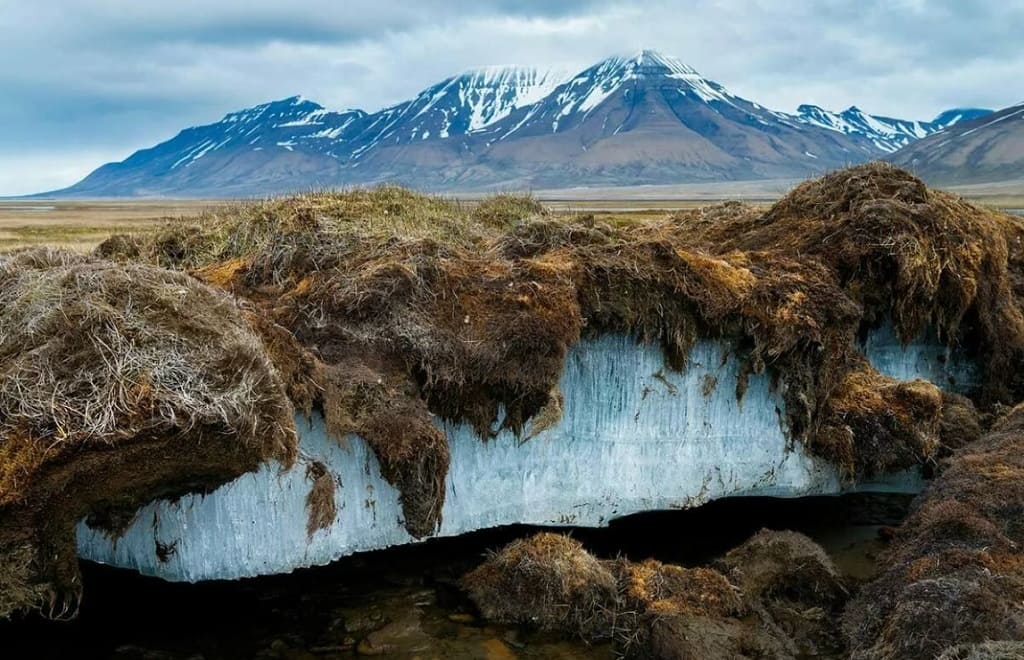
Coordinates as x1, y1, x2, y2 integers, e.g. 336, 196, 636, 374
45, 50, 990, 197
890, 103, 1024, 185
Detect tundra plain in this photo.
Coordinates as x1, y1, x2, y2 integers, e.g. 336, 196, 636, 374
2, 180, 1022, 253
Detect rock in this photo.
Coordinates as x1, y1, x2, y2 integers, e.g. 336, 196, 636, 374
357, 612, 431, 656
344, 608, 386, 635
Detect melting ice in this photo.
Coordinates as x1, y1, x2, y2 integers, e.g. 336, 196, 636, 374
77, 329, 974, 582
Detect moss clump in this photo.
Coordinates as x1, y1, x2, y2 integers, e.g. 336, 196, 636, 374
464, 530, 851, 659
461, 533, 619, 640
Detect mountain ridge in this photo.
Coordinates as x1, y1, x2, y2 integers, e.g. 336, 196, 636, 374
44, 50, 994, 197
889, 102, 1024, 185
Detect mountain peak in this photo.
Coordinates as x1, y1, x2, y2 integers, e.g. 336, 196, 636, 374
931, 107, 994, 127
592, 49, 700, 78
458, 64, 538, 77
630, 49, 698, 75
448, 65, 570, 90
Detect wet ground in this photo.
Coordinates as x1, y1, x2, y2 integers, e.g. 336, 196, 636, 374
1, 494, 911, 659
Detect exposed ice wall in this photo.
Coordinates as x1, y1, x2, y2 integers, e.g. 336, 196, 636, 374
76, 331, 970, 582
860, 321, 978, 391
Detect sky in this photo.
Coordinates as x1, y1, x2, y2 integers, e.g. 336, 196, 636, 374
0, 0, 1022, 195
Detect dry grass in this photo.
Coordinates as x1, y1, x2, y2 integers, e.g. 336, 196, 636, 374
0, 247, 295, 619
844, 404, 1024, 659
304, 461, 337, 539
464, 530, 850, 659
0, 200, 218, 253
461, 533, 619, 640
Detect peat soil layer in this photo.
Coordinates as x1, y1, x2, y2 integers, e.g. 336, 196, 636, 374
1, 494, 905, 660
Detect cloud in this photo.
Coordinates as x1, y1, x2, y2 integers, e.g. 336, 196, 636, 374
0, 0, 1020, 194
0, 149, 126, 197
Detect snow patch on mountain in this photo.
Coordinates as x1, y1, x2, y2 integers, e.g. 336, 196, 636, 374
795, 104, 992, 153
48, 49, 996, 197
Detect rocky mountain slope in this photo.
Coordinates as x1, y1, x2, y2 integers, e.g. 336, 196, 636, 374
795, 104, 989, 153
47, 51, 988, 197
890, 102, 1024, 185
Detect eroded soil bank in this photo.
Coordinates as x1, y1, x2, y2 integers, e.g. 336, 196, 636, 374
1, 494, 907, 660
5, 164, 1022, 618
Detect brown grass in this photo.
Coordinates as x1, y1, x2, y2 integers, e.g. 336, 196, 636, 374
0, 248, 295, 619
0, 200, 219, 253
464, 530, 851, 659
304, 461, 337, 539
844, 404, 1024, 659
460, 533, 619, 640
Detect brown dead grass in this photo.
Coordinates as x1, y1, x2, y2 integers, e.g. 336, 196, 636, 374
304, 461, 337, 539
0, 248, 296, 619
844, 404, 1024, 659
464, 530, 851, 659
461, 533, 619, 641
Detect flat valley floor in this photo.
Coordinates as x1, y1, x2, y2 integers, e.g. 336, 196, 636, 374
1, 179, 1022, 253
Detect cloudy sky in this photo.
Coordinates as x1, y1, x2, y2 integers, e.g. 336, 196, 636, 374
0, 0, 1021, 195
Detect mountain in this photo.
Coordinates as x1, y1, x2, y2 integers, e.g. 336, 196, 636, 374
889, 103, 1024, 185
66, 97, 365, 196
340, 67, 568, 151
794, 105, 990, 153
460, 51, 885, 186
63, 68, 567, 197
46, 50, 989, 197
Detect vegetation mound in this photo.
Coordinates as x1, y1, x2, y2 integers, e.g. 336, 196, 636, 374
463, 530, 852, 658
844, 404, 1024, 659
93, 165, 1014, 536
718, 529, 849, 657
0, 248, 296, 620
460, 533, 619, 640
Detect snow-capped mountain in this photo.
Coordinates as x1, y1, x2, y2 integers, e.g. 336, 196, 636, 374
795, 104, 991, 153
931, 108, 994, 128
460, 50, 888, 186
128, 96, 364, 167
48, 50, 991, 197
340, 67, 569, 155
890, 102, 1024, 185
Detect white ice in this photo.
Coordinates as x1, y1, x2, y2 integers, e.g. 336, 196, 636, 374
76, 329, 973, 582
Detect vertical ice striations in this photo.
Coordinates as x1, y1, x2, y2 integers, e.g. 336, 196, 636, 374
860, 321, 978, 390
76, 332, 972, 582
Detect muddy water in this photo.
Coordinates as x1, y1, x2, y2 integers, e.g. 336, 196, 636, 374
2, 494, 910, 659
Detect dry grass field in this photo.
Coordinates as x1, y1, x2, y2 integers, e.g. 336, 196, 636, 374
0, 200, 223, 252
1, 182, 1020, 253
0, 198, 727, 252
